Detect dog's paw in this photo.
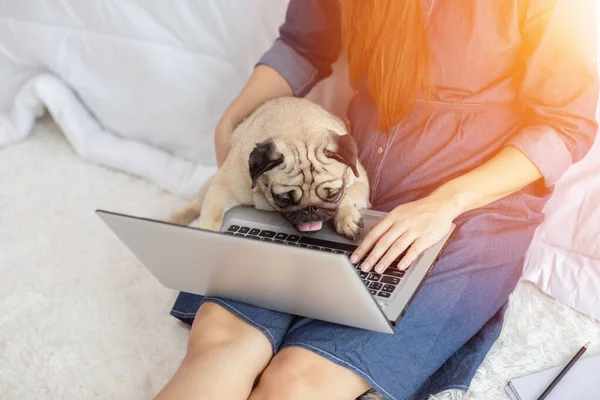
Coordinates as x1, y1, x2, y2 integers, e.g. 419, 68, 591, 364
193, 213, 224, 232
333, 204, 364, 240
168, 208, 197, 226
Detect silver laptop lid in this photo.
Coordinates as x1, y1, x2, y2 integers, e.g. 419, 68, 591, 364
96, 210, 395, 334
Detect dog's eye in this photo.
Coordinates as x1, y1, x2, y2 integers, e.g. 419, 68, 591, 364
274, 191, 295, 208
327, 188, 343, 202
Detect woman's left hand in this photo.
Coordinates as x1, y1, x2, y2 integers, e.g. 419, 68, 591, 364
350, 193, 460, 274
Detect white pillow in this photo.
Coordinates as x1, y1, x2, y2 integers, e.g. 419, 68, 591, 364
0, 1, 352, 197
522, 131, 600, 321
3, 1, 294, 159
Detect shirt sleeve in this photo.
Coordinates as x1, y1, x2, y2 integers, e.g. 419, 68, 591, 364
506, 0, 599, 186
256, 0, 342, 97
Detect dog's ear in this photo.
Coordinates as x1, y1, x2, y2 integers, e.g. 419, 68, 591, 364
325, 131, 359, 177
249, 138, 284, 188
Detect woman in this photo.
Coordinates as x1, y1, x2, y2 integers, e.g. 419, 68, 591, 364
157, 1, 598, 399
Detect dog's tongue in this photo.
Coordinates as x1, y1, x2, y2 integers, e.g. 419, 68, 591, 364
297, 221, 324, 232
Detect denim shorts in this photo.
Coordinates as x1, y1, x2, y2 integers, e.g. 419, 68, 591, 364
171, 216, 523, 400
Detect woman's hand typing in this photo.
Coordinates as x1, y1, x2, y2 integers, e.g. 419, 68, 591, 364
350, 194, 459, 273
350, 145, 544, 273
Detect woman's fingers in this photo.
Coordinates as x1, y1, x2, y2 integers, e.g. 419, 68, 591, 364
397, 236, 432, 270
350, 217, 395, 264
373, 232, 417, 273
359, 223, 408, 272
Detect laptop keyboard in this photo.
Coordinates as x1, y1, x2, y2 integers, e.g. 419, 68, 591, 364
224, 224, 407, 300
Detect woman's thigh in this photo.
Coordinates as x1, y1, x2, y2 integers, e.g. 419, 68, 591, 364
187, 301, 273, 358
171, 294, 297, 350
156, 302, 278, 400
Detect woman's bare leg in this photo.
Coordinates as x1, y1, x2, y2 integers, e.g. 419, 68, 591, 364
248, 346, 371, 400
154, 302, 273, 400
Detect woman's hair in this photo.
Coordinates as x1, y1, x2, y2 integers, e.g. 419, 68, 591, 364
341, 0, 431, 132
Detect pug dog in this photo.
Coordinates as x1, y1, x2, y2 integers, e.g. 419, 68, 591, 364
168, 97, 370, 240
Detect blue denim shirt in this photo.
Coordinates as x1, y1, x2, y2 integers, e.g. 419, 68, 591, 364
258, 0, 599, 206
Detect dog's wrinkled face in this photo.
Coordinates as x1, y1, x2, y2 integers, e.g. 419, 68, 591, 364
249, 131, 359, 233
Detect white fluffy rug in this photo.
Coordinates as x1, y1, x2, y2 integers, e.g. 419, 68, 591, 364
1, 117, 599, 400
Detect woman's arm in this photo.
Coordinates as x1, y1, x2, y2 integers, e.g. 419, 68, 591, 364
442, 0, 599, 214
349, 147, 543, 273
215, 65, 293, 166
352, 0, 599, 273
214, 0, 342, 166
430, 146, 541, 216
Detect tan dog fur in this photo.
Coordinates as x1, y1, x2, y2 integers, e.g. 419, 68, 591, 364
168, 97, 370, 240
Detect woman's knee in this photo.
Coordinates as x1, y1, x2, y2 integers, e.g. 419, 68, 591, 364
250, 351, 309, 400
186, 301, 272, 358
250, 347, 371, 400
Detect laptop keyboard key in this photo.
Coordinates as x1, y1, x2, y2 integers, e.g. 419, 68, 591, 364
227, 225, 240, 232
287, 235, 300, 242
259, 230, 276, 238
248, 228, 260, 235
247, 235, 261, 240
297, 236, 357, 252
238, 226, 250, 234
381, 276, 400, 285
260, 238, 273, 242
274, 240, 284, 244
369, 282, 383, 291
275, 233, 288, 240
382, 284, 396, 293
367, 273, 381, 281
370, 290, 378, 296
378, 291, 391, 298
224, 231, 234, 235
383, 268, 405, 277
234, 233, 245, 237
359, 271, 368, 279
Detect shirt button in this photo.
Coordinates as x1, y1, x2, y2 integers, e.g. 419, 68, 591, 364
377, 146, 384, 154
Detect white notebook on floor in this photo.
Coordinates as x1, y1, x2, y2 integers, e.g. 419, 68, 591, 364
505, 353, 600, 400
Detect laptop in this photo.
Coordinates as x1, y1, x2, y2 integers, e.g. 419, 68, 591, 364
96, 206, 455, 334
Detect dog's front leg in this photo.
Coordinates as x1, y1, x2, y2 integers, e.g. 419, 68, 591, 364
168, 176, 214, 226
194, 182, 239, 232
334, 174, 370, 240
